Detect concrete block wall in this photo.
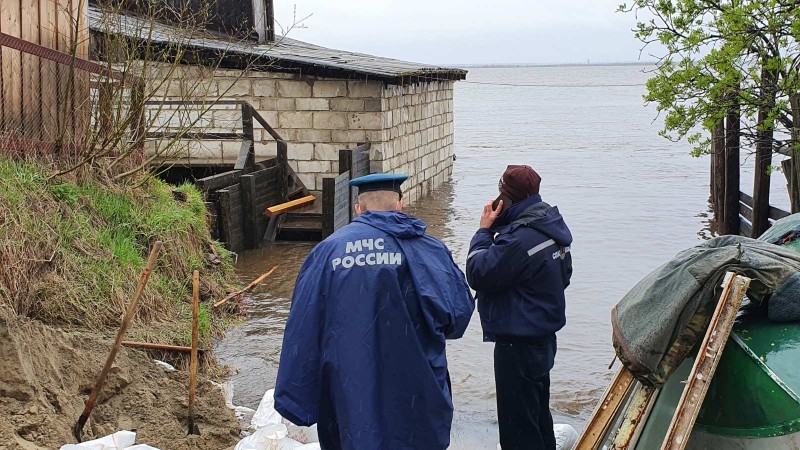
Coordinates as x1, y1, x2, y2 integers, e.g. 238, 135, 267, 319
148, 66, 456, 203
376, 81, 455, 205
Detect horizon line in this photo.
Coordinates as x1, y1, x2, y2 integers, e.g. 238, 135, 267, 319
450, 61, 657, 69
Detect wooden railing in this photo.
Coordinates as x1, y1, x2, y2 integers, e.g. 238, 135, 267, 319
738, 191, 791, 237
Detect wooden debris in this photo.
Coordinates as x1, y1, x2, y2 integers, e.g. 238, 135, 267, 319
659, 273, 751, 450
266, 195, 316, 217
212, 265, 278, 308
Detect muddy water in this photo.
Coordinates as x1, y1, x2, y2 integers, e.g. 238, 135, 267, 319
216, 65, 789, 448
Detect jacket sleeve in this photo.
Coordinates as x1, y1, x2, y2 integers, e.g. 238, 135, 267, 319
442, 251, 475, 339
274, 250, 324, 426
403, 238, 475, 340
466, 228, 530, 294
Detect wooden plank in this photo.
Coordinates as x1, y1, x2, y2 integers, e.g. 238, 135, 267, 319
21, 0, 41, 140
39, 0, 59, 143
266, 195, 316, 217
739, 199, 753, 222
739, 217, 752, 237
121, 341, 206, 354
195, 169, 241, 192
575, 367, 636, 450
770, 206, 791, 221
55, 0, 74, 151
609, 384, 659, 450
2, 2, 23, 135
235, 140, 254, 170
70, 0, 89, 144
240, 174, 257, 249
659, 273, 751, 450
739, 191, 753, 207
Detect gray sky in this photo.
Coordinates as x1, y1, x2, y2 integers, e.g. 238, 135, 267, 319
273, 0, 649, 66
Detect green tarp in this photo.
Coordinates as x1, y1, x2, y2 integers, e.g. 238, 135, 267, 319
612, 234, 800, 386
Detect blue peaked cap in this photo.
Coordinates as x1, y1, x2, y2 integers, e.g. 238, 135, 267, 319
349, 173, 408, 195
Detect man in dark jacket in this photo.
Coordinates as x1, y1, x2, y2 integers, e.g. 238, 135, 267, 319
275, 173, 475, 450
466, 165, 572, 450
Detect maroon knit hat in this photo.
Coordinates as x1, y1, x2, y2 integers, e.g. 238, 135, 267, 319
497, 165, 541, 204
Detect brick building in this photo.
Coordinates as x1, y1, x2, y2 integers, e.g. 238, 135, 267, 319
88, 2, 466, 204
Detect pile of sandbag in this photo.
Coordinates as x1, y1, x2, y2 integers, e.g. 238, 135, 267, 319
235, 389, 320, 450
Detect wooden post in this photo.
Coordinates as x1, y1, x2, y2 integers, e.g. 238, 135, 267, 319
241, 101, 255, 162
218, 188, 233, 247
339, 148, 352, 175
752, 65, 778, 237
277, 139, 288, 201
723, 92, 741, 235
340, 149, 355, 221
265, 0, 275, 41
239, 174, 257, 249
711, 121, 725, 227
188, 270, 199, 435
322, 177, 334, 238
752, 131, 773, 238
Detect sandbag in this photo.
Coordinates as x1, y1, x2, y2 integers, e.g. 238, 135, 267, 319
235, 388, 320, 450
59, 431, 143, 450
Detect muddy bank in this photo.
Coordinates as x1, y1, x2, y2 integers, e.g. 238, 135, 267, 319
0, 307, 240, 450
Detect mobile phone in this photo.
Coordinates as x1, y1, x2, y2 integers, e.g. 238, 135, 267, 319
492, 194, 512, 212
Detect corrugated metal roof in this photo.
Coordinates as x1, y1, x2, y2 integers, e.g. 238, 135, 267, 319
87, 6, 467, 85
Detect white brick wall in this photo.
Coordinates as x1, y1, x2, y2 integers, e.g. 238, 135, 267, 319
377, 81, 455, 203
149, 67, 457, 196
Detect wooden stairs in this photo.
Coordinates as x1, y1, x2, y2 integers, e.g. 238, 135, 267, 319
277, 191, 323, 241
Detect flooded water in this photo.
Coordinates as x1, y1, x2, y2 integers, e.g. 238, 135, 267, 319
215, 65, 791, 448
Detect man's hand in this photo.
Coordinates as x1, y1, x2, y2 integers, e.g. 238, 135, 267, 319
480, 200, 503, 229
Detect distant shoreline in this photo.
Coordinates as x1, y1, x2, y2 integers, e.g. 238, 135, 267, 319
455, 61, 656, 69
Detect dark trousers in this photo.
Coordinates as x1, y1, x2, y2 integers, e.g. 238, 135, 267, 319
494, 335, 557, 450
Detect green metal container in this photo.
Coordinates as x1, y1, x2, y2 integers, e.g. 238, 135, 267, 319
694, 317, 800, 439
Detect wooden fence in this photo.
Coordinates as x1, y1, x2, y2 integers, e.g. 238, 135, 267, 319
737, 192, 791, 237
1, 0, 90, 153
322, 143, 371, 238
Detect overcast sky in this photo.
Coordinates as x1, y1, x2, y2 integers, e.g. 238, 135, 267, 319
273, 0, 650, 66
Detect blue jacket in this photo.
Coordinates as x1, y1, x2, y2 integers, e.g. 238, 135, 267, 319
274, 211, 474, 450
466, 195, 572, 342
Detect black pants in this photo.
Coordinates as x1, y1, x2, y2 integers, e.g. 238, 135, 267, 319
494, 335, 557, 450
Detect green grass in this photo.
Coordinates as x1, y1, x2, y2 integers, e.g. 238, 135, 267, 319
0, 157, 234, 347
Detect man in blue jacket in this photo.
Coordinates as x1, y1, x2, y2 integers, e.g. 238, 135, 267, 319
466, 165, 572, 450
275, 173, 475, 450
